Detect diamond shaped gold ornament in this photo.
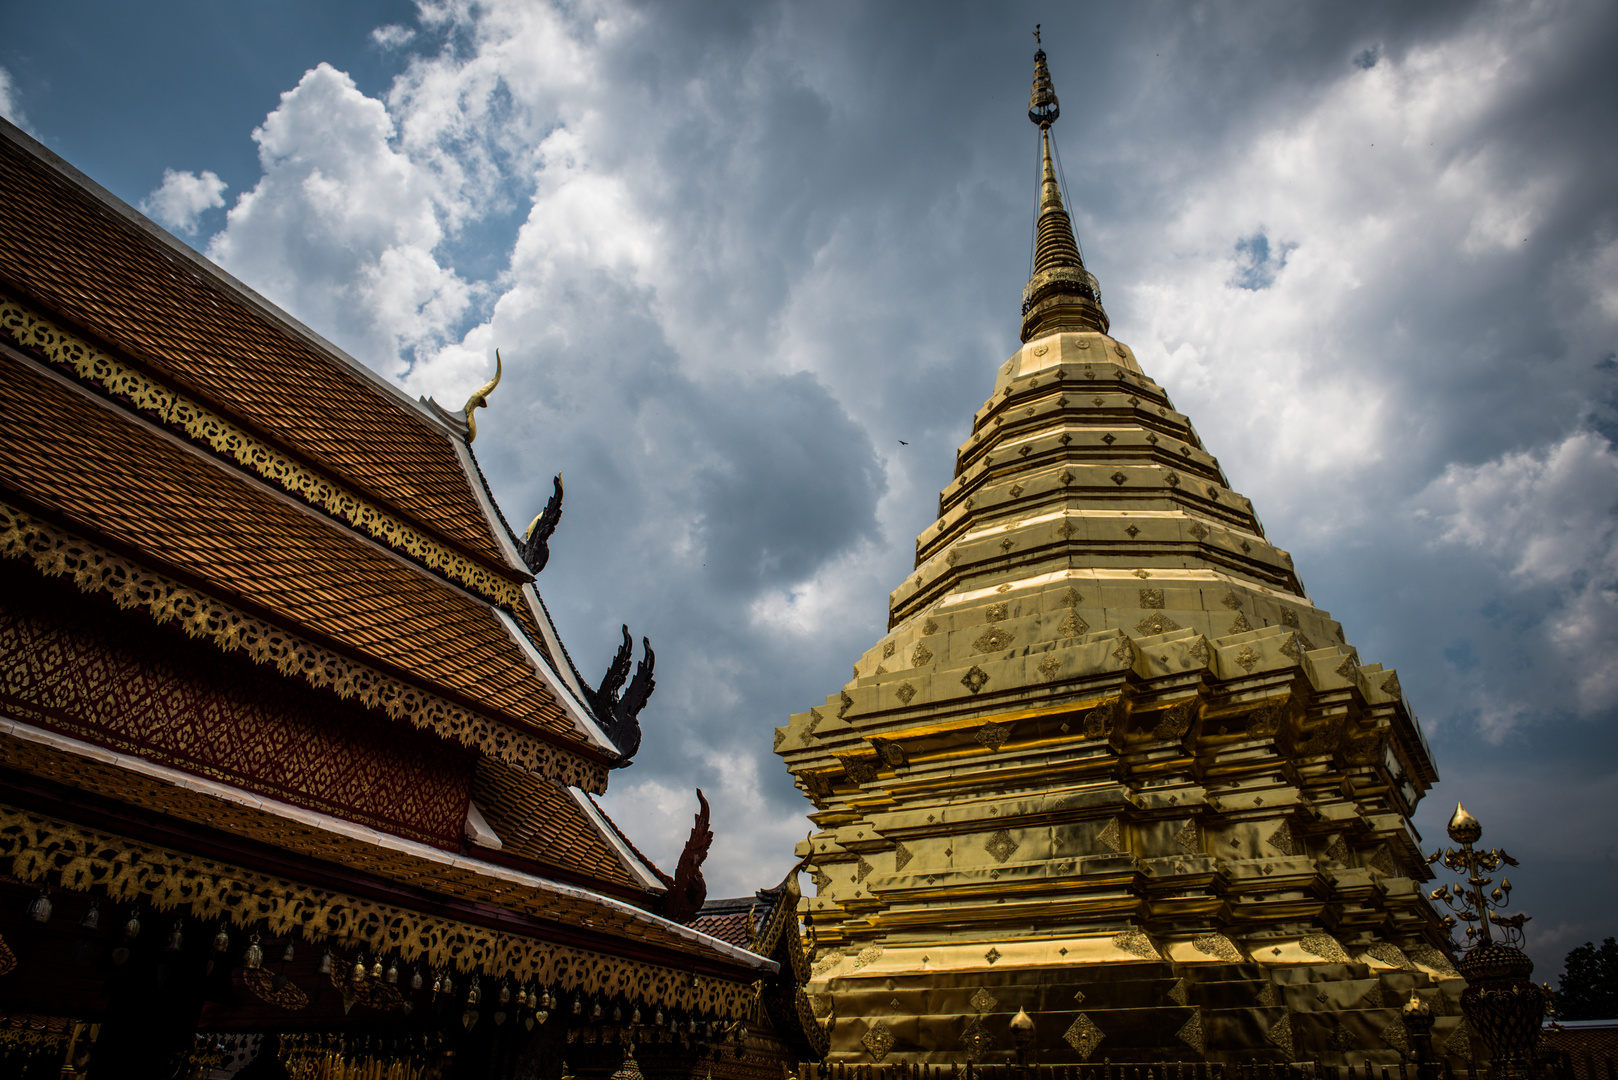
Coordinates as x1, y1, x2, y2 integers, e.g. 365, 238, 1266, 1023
960, 1017, 994, 1061
861, 1020, 895, 1062
984, 829, 1020, 864
1062, 1013, 1104, 1059
969, 988, 998, 1014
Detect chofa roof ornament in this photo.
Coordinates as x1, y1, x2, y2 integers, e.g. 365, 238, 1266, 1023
460, 349, 502, 443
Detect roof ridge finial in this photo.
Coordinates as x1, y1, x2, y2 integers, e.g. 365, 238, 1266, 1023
461, 349, 503, 442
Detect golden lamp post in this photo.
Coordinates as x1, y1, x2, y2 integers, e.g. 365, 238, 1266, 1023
1427, 803, 1546, 1073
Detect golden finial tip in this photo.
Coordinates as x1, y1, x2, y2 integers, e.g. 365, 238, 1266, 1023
1447, 801, 1482, 845
1010, 1007, 1035, 1032
1402, 990, 1432, 1018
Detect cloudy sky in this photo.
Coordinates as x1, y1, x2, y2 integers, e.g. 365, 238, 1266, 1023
6, 0, 1616, 978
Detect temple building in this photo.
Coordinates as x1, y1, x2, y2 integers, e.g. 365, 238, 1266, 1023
775, 45, 1467, 1066
0, 116, 813, 1079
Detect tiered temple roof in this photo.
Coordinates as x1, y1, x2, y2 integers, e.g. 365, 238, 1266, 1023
0, 116, 779, 1075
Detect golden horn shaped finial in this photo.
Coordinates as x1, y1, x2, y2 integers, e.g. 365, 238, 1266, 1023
461, 349, 503, 442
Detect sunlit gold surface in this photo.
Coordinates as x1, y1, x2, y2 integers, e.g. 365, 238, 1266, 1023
771, 44, 1461, 1066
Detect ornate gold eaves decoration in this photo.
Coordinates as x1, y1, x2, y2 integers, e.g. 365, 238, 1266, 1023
0, 807, 752, 1015
1444, 1019, 1473, 1060
1266, 1013, 1295, 1057
1097, 819, 1125, 854
1175, 1009, 1205, 1055
1300, 934, 1351, 963
0, 293, 521, 608
1380, 1016, 1411, 1056
1266, 820, 1296, 857
849, 945, 883, 972
1410, 944, 1458, 977
0, 501, 596, 787
1110, 931, 1157, 960
1192, 933, 1241, 962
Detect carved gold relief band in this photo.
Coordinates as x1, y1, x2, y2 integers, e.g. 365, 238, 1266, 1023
0, 806, 755, 1018
0, 291, 523, 609
0, 500, 605, 790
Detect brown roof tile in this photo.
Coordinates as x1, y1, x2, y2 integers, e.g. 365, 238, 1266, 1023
0, 351, 584, 749
0, 127, 511, 575
472, 759, 642, 891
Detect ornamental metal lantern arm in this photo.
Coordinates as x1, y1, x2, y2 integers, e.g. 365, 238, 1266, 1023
1426, 802, 1532, 951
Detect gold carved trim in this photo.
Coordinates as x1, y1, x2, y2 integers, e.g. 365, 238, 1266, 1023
0, 806, 753, 1016
0, 500, 604, 790
0, 292, 521, 609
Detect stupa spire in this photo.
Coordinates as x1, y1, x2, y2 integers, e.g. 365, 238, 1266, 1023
1021, 33, 1108, 341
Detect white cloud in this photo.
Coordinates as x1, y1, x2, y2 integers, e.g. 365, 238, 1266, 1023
0, 66, 26, 130
140, 168, 227, 234
597, 749, 810, 900
371, 24, 416, 50
1419, 429, 1618, 722
206, 63, 471, 374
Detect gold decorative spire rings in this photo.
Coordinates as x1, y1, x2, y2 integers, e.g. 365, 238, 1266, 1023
1021, 36, 1108, 342
461, 349, 503, 443
1028, 27, 1059, 129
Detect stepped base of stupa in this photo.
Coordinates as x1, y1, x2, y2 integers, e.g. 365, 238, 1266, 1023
812, 942, 1471, 1064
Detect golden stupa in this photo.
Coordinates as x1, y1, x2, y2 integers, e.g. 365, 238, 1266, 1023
774, 39, 1467, 1066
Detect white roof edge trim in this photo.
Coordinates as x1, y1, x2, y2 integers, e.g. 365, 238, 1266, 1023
448, 437, 529, 573
0, 715, 774, 973
494, 608, 617, 756
519, 584, 599, 709
566, 787, 668, 894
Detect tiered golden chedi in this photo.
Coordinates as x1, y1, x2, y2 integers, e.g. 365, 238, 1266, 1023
775, 43, 1466, 1066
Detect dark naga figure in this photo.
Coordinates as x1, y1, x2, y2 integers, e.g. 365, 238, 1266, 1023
587, 625, 656, 764
520, 474, 564, 573
655, 790, 712, 923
